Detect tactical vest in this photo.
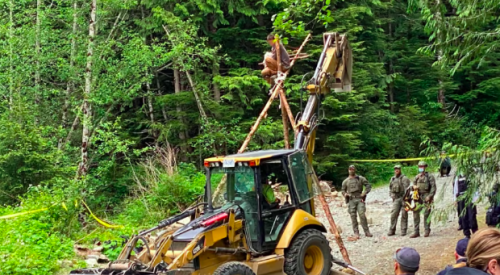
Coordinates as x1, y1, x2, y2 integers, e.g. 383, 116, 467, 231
390, 175, 405, 193
416, 173, 431, 193
457, 177, 468, 194
347, 176, 362, 194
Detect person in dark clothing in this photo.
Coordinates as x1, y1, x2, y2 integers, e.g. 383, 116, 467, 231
446, 228, 500, 275
439, 151, 452, 177
454, 174, 478, 238
436, 238, 469, 275
393, 247, 420, 275
486, 183, 500, 227
261, 33, 290, 85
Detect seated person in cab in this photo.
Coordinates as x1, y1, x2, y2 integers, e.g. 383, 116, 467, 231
262, 177, 280, 210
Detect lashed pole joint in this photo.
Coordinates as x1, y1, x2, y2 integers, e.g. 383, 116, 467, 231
238, 33, 311, 154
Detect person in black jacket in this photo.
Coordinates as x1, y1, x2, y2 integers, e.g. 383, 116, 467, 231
446, 228, 500, 275
454, 174, 478, 238
486, 183, 500, 227
436, 238, 469, 275
439, 151, 452, 177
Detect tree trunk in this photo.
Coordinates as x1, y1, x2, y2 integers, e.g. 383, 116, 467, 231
156, 72, 168, 123
388, 21, 394, 112
389, 83, 394, 112
257, 14, 264, 26
174, 69, 187, 157
35, 0, 41, 108
77, 0, 96, 179
437, 50, 446, 109
163, 25, 208, 122
213, 62, 221, 102
9, 0, 14, 110
435, 0, 446, 111
146, 78, 154, 124
208, 17, 221, 102
63, 0, 78, 129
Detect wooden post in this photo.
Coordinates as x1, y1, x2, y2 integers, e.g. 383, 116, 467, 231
275, 35, 282, 73
314, 183, 352, 265
238, 86, 281, 153
274, 35, 289, 148
281, 96, 290, 149
279, 88, 297, 131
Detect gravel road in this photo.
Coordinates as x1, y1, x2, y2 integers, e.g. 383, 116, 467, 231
316, 170, 485, 275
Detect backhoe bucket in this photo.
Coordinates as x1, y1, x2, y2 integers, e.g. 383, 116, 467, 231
307, 33, 352, 94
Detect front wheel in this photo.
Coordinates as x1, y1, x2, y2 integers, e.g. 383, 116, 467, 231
284, 229, 332, 275
213, 262, 256, 275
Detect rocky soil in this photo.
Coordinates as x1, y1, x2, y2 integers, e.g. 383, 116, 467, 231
317, 171, 487, 275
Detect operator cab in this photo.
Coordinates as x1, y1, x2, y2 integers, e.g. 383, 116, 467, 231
204, 149, 320, 253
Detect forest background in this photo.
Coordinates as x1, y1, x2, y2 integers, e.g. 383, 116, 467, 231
0, 0, 499, 273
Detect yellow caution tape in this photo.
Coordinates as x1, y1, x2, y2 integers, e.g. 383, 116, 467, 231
81, 200, 124, 229
348, 154, 458, 163
349, 157, 426, 162
0, 207, 49, 220
0, 200, 123, 229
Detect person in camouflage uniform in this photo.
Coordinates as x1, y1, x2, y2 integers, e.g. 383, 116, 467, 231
342, 165, 373, 238
410, 161, 437, 238
388, 164, 411, 236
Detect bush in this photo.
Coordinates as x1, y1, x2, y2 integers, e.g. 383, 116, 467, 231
0, 186, 84, 275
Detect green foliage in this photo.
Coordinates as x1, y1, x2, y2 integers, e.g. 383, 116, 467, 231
0, 186, 84, 274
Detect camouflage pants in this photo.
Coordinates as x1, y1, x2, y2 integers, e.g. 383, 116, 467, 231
390, 197, 408, 233
348, 197, 370, 234
413, 194, 432, 234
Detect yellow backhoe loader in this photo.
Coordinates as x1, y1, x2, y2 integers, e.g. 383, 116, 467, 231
70, 32, 354, 275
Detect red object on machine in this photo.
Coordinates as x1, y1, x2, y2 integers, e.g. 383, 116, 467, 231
201, 212, 228, 227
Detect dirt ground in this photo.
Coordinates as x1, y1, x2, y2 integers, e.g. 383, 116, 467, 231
317, 170, 487, 275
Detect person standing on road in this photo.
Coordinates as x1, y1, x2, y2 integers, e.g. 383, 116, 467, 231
439, 151, 452, 177
342, 165, 373, 238
388, 164, 411, 236
410, 161, 436, 238
393, 247, 420, 275
454, 173, 478, 238
486, 183, 500, 228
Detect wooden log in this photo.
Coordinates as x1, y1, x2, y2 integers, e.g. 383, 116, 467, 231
279, 88, 297, 132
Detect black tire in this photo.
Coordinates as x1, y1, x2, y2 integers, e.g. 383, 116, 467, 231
284, 229, 332, 275
213, 262, 256, 275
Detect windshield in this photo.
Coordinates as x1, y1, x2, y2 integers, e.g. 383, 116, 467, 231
209, 166, 256, 208
208, 166, 259, 244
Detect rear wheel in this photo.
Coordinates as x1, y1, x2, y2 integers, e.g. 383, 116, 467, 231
213, 262, 256, 275
284, 229, 332, 275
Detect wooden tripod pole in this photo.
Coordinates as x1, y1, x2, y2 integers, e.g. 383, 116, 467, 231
275, 36, 290, 149
281, 96, 290, 149
279, 88, 297, 132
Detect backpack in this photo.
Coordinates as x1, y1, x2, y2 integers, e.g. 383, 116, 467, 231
486, 207, 500, 226
457, 177, 468, 194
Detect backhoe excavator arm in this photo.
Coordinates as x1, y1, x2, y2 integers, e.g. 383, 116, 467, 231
294, 33, 352, 162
